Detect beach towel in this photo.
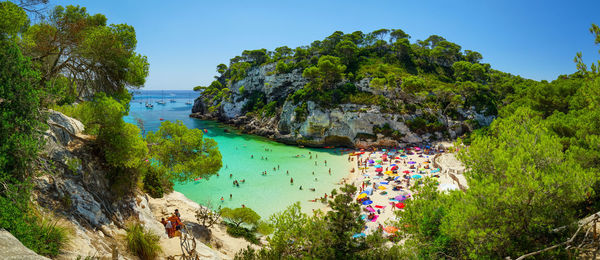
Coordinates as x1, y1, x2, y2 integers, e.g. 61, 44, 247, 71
366, 207, 375, 212
374, 205, 385, 209
371, 215, 379, 222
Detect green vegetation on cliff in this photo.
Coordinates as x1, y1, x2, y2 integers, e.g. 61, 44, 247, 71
195, 28, 537, 137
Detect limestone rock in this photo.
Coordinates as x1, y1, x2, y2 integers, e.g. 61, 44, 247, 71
0, 229, 49, 260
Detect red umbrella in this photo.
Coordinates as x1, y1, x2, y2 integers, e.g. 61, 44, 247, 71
403, 170, 411, 174
391, 166, 399, 170
395, 203, 405, 209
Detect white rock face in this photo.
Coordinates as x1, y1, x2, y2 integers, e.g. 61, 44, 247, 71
193, 63, 496, 147
0, 230, 49, 260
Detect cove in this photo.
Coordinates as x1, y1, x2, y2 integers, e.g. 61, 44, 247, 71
125, 90, 351, 218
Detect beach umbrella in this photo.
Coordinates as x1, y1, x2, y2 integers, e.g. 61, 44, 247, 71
375, 159, 382, 163
431, 168, 440, 173
357, 193, 367, 199
374, 165, 383, 168
382, 149, 386, 152
384, 226, 399, 233
390, 164, 397, 166
368, 159, 375, 164
414, 147, 420, 150
407, 161, 416, 164
366, 206, 375, 212
384, 171, 393, 175
394, 195, 405, 200
352, 233, 367, 238
374, 205, 385, 209
380, 181, 389, 185
365, 187, 374, 195
394, 176, 401, 181
439, 183, 458, 191
375, 168, 383, 172
412, 175, 422, 179
378, 186, 387, 190
391, 166, 399, 170
395, 203, 405, 209
402, 170, 411, 174
362, 200, 373, 205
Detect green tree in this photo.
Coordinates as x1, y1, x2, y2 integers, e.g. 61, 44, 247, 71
401, 75, 426, 93
221, 207, 261, 228
0, 38, 43, 184
0, 1, 27, 37
146, 120, 222, 182
446, 107, 595, 258
22, 5, 149, 101
302, 55, 346, 90
334, 40, 359, 67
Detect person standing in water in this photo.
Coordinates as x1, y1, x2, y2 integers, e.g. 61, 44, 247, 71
290, 178, 294, 184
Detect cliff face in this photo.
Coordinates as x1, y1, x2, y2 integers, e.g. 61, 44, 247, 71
30, 111, 227, 259
191, 64, 495, 148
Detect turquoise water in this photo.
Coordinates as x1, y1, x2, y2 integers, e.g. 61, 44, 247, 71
125, 90, 351, 218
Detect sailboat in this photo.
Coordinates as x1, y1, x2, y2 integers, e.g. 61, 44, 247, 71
185, 93, 193, 105
145, 92, 154, 109
157, 90, 166, 105
169, 93, 176, 103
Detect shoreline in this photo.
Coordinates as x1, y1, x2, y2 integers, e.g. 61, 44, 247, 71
189, 113, 459, 150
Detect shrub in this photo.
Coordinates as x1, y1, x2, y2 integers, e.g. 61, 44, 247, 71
142, 165, 173, 198
226, 223, 260, 244
0, 195, 68, 257
125, 222, 162, 260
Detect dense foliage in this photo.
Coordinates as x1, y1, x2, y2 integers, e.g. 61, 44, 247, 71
392, 25, 600, 259
0, 2, 68, 256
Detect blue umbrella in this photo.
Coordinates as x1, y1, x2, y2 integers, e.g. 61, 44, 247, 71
374, 165, 383, 168
390, 164, 397, 166
407, 161, 416, 164
380, 181, 389, 185
382, 149, 387, 152
368, 159, 375, 163
412, 175, 422, 179
362, 200, 373, 205
394, 176, 401, 181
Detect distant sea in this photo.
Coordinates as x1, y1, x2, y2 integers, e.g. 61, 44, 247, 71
125, 90, 350, 218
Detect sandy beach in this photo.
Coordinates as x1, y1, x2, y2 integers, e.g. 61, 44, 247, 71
339, 144, 467, 237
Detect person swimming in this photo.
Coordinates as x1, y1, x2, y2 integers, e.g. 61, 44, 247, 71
299, 185, 303, 190
309, 188, 316, 192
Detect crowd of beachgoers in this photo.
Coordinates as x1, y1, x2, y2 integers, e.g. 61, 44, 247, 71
340, 145, 459, 238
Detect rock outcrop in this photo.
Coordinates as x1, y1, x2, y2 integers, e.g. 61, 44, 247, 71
191, 65, 495, 148
26, 110, 230, 259
0, 230, 50, 260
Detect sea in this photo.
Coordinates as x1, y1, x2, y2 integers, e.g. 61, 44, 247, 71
125, 90, 351, 218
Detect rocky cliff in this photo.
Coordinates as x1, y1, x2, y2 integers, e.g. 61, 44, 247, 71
26, 110, 234, 259
191, 64, 495, 148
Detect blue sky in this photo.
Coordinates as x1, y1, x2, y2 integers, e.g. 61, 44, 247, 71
52, 0, 600, 90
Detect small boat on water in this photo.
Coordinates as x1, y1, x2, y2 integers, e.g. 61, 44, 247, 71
145, 103, 154, 109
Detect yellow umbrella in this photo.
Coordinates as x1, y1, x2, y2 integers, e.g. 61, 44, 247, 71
384, 171, 393, 175
357, 193, 367, 199
378, 186, 387, 190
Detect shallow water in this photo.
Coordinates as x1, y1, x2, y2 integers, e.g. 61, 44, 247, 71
125, 90, 350, 218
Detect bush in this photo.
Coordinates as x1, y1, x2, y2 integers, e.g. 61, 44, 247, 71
226, 223, 260, 244
0, 195, 68, 257
142, 165, 173, 198
125, 222, 162, 260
